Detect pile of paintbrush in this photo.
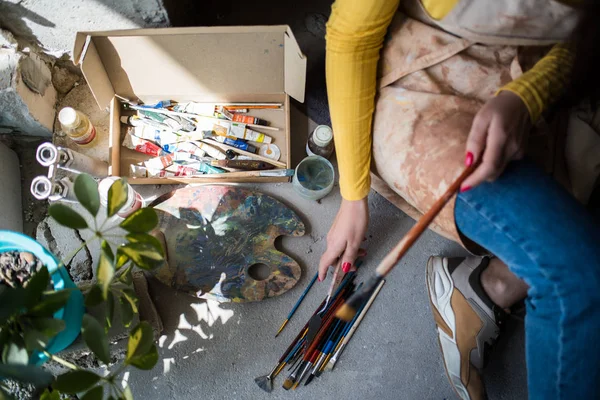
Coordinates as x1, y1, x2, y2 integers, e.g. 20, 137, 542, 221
255, 271, 385, 392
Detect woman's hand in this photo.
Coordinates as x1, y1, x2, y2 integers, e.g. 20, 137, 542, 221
461, 91, 532, 191
318, 198, 369, 281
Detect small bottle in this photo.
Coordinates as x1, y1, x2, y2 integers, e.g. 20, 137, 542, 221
58, 107, 97, 147
306, 125, 334, 159
98, 177, 144, 218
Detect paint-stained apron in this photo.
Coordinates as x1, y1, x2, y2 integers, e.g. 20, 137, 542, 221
371, 0, 579, 248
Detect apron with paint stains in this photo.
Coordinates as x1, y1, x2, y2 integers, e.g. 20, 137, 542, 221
371, 0, 578, 247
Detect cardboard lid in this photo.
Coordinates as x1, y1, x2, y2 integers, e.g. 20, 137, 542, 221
73, 26, 307, 109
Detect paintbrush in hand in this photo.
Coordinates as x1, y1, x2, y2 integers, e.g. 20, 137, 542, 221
336, 163, 477, 322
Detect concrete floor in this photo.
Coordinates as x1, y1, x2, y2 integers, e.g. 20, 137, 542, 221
126, 178, 527, 400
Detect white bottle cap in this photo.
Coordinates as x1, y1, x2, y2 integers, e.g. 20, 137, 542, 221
312, 125, 333, 147
58, 107, 78, 127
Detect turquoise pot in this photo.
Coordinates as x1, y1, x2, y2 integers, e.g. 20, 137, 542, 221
0, 230, 84, 365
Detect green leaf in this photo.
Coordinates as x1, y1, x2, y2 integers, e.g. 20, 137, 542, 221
24, 329, 49, 351
24, 266, 50, 308
75, 174, 100, 217
101, 240, 114, 263
81, 314, 110, 364
0, 287, 26, 324
39, 389, 60, 400
122, 385, 133, 400
81, 386, 103, 400
28, 289, 72, 317
117, 264, 133, 285
97, 252, 115, 299
107, 179, 128, 217
29, 317, 65, 336
53, 370, 101, 394
120, 208, 158, 233
85, 285, 104, 307
119, 295, 134, 328
105, 290, 115, 330
0, 364, 54, 387
48, 203, 88, 230
2, 342, 28, 365
0, 386, 16, 400
128, 344, 158, 371
125, 233, 164, 256
121, 288, 138, 314
126, 321, 154, 362
115, 248, 129, 270
119, 242, 163, 270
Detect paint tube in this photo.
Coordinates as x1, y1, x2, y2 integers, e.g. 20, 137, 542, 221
172, 161, 226, 175
98, 177, 144, 218
132, 125, 186, 146
228, 108, 248, 113
122, 132, 168, 157
197, 142, 227, 160
232, 114, 268, 126
211, 160, 274, 170
162, 141, 207, 158
212, 135, 257, 153
215, 106, 233, 120
164, 164, 211, 176
173, 102, 215, 116
144, 154, 174, 171
36, 142, 109, 177
230, 122, 272, 143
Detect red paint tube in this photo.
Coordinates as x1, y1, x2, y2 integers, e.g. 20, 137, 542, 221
232, 114, 269, 126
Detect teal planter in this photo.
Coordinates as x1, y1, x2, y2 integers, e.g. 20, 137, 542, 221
0, 230, 84, 365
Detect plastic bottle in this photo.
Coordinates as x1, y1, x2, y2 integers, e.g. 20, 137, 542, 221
98, 177, 144, 218
306, 125, 334, 159
58, 107, 97, 147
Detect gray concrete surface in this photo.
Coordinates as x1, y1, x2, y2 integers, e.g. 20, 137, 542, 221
0, 0, 169, 56
125, 182, 527, 400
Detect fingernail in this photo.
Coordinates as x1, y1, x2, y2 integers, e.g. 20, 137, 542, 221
460, 186, 472, 193
318, 276, 322, 282
465, 152, 474, 167
342, 262, 351, 274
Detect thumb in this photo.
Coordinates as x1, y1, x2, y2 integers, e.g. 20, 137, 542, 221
465, 111, 490, 168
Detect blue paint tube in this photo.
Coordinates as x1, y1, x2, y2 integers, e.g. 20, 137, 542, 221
213, 135, 257, 153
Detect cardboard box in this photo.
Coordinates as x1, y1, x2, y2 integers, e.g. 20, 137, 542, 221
73, 26, 306, 184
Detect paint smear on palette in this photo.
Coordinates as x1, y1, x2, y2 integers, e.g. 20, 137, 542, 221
150, 186, 305, 303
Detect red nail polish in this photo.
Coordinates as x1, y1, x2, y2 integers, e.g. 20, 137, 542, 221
465, 152, 474, 167
342, 262, 351, 274
460, 186, 472, 193
318, 276, 322, 282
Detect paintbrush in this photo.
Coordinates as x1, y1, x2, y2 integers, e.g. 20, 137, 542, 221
305, 320, 344, 385
275, 272, 319, 337
328, 280, 385, 370
336, 163, 477, 322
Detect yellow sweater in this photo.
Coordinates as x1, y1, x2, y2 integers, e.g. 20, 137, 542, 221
326, 0, 575, 201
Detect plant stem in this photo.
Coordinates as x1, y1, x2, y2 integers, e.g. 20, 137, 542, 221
57, 240, 90, 270
42, 351, 79, 370
108, 363, 128, 381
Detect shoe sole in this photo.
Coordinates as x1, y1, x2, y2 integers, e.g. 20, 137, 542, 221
426, 256, 471, 400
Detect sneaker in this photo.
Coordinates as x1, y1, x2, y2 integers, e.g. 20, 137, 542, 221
426, 256, 506, 400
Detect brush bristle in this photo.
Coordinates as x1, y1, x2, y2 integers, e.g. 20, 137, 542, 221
282, 378, 294, 390
254, 376, 273, 393
337, 275, 382, 321
335, 303, 357, 322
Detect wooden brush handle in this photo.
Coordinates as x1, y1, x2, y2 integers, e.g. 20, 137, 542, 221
374, 164, 477, 277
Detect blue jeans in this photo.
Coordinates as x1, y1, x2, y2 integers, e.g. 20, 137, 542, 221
454, 159, 600, 400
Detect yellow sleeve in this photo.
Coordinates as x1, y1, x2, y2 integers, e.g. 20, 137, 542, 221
326, 0, 401, 201
498, 43, 574, 123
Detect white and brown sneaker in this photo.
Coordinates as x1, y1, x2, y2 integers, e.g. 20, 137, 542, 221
426, 256, 505, 400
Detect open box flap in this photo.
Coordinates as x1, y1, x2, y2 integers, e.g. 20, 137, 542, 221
73, 26, 306, 109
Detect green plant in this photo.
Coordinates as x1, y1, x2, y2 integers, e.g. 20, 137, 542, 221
0, 174, 164, 399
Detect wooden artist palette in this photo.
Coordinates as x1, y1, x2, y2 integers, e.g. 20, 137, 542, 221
149, 185, 305, 302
